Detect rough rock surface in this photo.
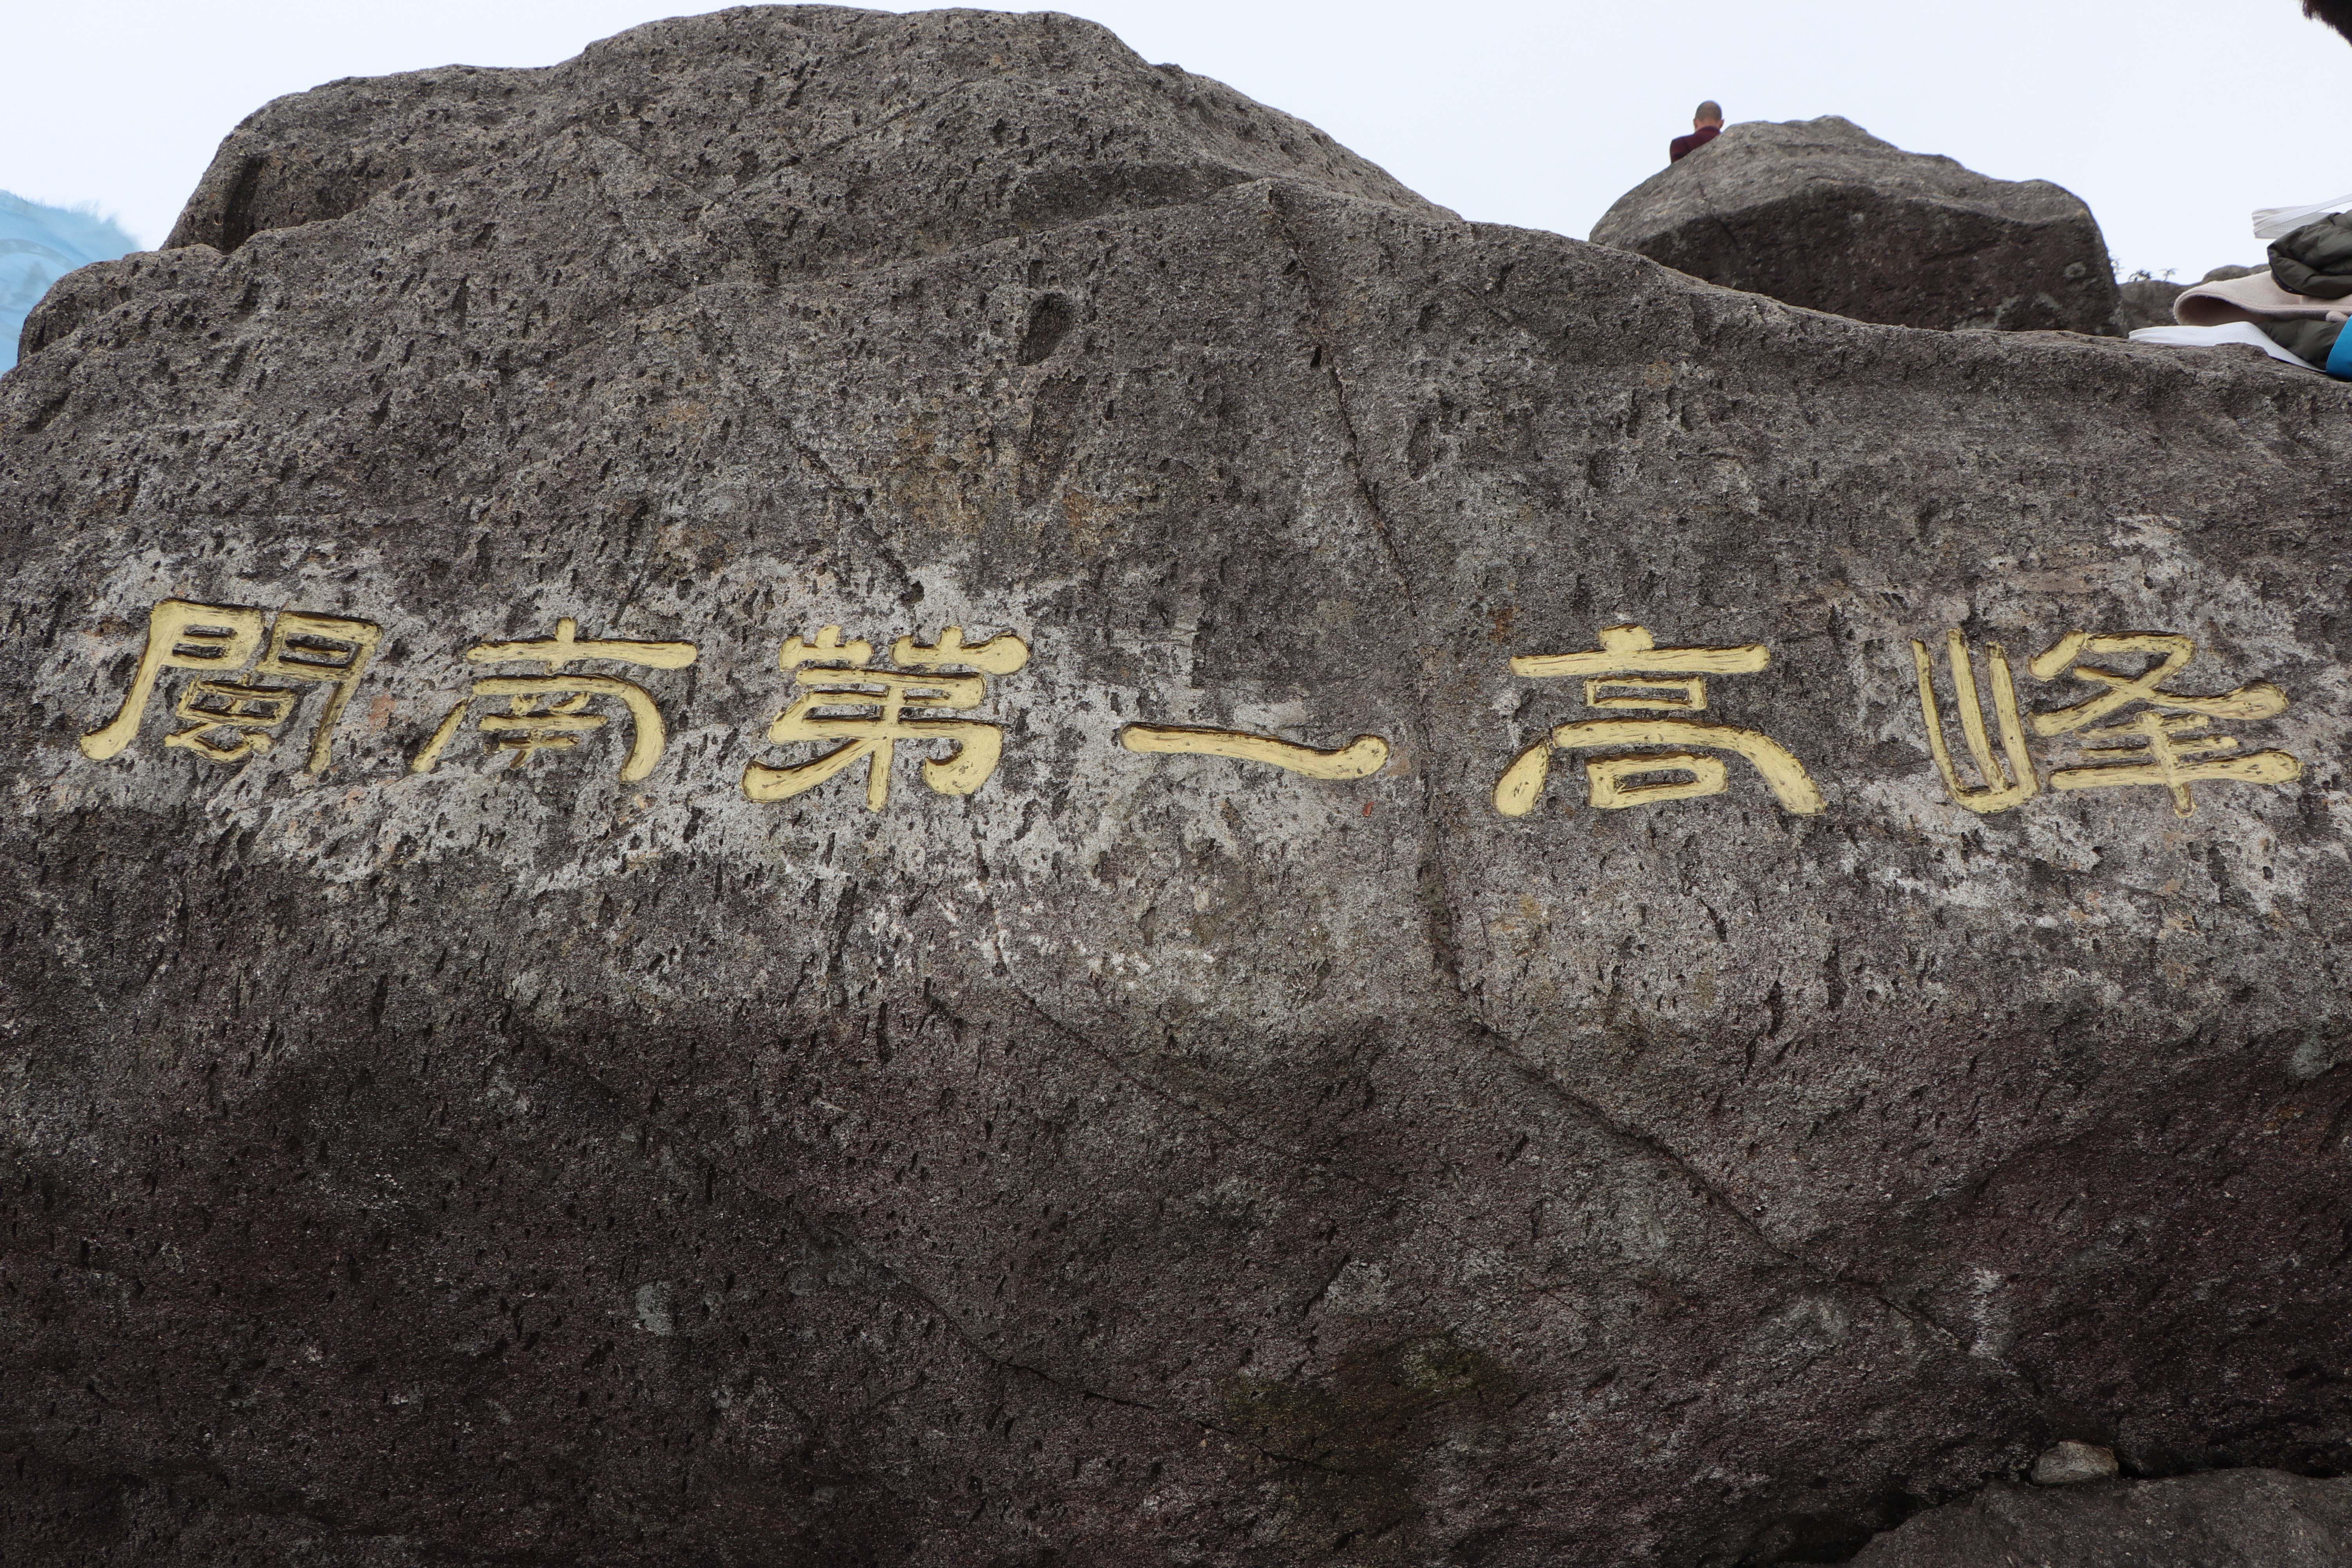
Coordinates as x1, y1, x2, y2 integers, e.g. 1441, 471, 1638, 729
4, 8, 2351, 1567
1851, 1470, 2352, 1566
1592, 115, 2122, 334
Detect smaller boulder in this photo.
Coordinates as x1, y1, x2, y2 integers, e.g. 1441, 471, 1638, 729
1590, 116, 2120, 334
2116, 274, 2186, 332
2031, 1440, 2121, 1486
2116, 265, 2266, 332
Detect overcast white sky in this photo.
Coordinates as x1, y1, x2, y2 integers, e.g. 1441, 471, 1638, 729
7, 0, 2349, 278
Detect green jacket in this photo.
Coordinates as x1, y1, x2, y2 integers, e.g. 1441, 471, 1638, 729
2269, 211, 2352, 298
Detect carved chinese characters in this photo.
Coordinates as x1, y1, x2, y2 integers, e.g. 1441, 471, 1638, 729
1913, 633, 2038, 813
1118, 724, 1388, 779
742, 626, 1029, 811
1493, 625, 1824, 817
1914, 629, 2303, 818
412, 619, 699, 782
69, 599, 2315, 830
80, 599, 381, 774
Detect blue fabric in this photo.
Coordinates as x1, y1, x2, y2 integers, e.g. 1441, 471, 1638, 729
0, 192, 138, 374
2328, 321, 2352, 381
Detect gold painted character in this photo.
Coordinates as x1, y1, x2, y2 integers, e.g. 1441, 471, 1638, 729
1118, 724, 1388, 780
1911, 630, 2039, 814
410, 617, 698, 782
1494, 624, 1823, 817
2027, 631, 2300, 817
80, 599, 382, 774
742, 625, 1029, 810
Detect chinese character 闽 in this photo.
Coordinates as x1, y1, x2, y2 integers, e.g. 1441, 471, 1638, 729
1494, 624, 1823, 817
410, 617, 698, 782
80, 598, 381, 775
742, 625, 1029, 811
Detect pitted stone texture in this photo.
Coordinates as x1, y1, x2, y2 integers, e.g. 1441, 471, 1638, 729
3, 7, 2351, 1568
1851, 1470, 2352, 1566
158, 3, 1449, 269
1591, 115, 2121, 334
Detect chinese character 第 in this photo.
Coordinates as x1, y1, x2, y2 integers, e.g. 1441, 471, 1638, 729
741, 625, 1029, 811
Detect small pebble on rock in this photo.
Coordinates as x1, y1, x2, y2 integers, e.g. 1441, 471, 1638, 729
2032, 1441, 2121, 1486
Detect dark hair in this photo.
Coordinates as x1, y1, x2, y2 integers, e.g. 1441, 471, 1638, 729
1695, 100, 1724, 123
2308, 0, 2352, 40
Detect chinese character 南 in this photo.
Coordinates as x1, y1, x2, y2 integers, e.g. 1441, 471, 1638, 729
80, 599, 381, 774
410, 617, 699, 782
741, 625, 1029, 811
1494, 624, 1824, 818
1913, 628, 2301, 818
1119, 722, 1388, 780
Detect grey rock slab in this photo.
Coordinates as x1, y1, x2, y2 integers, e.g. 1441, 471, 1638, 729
1851, 1470, 2352, 1567
1592, 114, 2122, 334
2, 7, 2350, 1567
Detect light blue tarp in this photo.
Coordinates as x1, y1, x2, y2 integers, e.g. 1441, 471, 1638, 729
1, 192, 138, 373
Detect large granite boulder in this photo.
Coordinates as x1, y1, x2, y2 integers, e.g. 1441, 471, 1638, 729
4, 7, 2350, 1566
1851, 1469, 2352, 1566
1592, 115, 2122, 334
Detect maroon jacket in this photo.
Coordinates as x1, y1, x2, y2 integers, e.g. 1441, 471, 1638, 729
1670, 124, 1721, 162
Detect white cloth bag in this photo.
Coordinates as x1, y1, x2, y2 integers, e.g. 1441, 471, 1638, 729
2254, 193, 2352, 240
2128, 321, 2319, 370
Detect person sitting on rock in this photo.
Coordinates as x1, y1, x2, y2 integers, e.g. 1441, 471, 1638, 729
1670, 102, 1724, 163
2308, 0, 2352, 42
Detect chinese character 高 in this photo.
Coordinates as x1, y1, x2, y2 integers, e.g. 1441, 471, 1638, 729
1494, 624, 1823, 818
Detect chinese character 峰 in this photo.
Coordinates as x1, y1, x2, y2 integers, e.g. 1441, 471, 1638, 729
2028, 631, 2300, 817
